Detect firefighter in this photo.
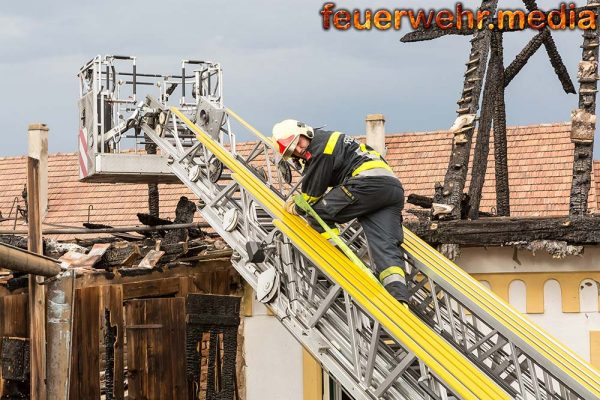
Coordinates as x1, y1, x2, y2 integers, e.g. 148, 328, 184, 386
272, 119, 409, 306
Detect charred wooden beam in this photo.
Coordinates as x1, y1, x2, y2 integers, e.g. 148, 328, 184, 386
137, 213, 172, 227
0, 222, 207, 236
522, 0, 576, 94
103, 309, 117, 400
570, 9, 600, 216
1, 337, 29, 400
400, 26, 473, 43
491, 32, 510, 216
0, 236, 28, 251
405, 216, 600, 245
408, 193, 494, 219
163, 197, 197, 245
186, 294, 240, 400
504, 30, 550, 87
407, 194, 433, 209
97, 243, 141, 269
1, 337, 30, 381
438, 0, 498, 219
468, 31, 501, 219
144, 132, 160, 218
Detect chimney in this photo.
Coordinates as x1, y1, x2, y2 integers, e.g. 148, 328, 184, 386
365, 114, 386, 157
27, 123, 48, 218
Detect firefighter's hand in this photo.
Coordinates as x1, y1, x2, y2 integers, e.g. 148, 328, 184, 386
284, 197, 300, 216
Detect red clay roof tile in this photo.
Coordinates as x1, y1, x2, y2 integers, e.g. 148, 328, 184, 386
0, 122, 595, 239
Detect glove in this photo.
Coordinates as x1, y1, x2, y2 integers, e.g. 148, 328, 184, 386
284, 197, 300, 216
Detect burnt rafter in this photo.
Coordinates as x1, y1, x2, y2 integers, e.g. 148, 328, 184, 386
402, 0, 499, 219
522, 0, 576, 93
401, 0, 577, 219
504, 30, 550, 86
468, 32, 501, 219
400, 26, 474, 43
491, 31, 510, 216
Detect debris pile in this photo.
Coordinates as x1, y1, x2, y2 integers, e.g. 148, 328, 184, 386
0, 196, 231, 291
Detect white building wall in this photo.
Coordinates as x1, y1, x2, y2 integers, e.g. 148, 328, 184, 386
242, 245, 600, 400
457, 246, 600, 363
244, 296, 304, 400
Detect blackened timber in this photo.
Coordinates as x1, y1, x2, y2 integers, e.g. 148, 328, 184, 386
0, 337, 30, 381
137, 213, 172, 227
186, 294, 240, 400
103, 309, 117, 400
1, 337, 30, 400
440, 0, 498, 219
163, 197, 196, 245
407, 194, 433, 209
404, 216, 600, 245
468, 33, 500, 219
0, 236, 28, 251
400, 26, 473, 43
522, 0, 576, 94
407, 193, 494, 218
504, 30, 550, 87
570, 145, 594, 215
491, 32, 510, 216
144, 133, 160, 217
570, 7, 600, 216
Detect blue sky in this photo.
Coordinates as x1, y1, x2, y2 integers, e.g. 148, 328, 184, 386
0, 0, 594, 157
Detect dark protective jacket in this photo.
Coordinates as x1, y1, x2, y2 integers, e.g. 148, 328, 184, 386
299, 129, 394, 203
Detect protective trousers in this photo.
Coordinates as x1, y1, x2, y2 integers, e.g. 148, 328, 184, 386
308, 175, 410, 303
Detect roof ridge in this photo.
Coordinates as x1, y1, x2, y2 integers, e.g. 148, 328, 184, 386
381, 121, 571, 138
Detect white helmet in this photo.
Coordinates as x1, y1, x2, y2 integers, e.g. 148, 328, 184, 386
272, 119, 314, 160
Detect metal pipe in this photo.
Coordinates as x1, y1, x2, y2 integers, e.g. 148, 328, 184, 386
0, 222, 209, 236
132, 62, 137, 96
181, 67, 186, 98
0, 242, 61, 277
46, 270, 75, 399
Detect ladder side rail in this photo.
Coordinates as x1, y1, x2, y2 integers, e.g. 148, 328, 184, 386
138, 103, 514, 399
140, 110, 436, 399
219, 103, 595, 400
325, 201, 597, 399
404, 238, 598, 400
178, 108, 510, 400
404, 227, 600, 388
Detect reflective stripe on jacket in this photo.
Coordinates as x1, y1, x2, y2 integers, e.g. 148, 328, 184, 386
300, 130, 396, 204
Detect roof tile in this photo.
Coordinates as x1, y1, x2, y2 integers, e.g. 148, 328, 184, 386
0, 122, 595, 238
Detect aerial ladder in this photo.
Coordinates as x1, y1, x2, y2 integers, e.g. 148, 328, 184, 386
77, 56, 600, 400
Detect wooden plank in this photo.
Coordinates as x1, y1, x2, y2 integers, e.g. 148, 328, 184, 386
69, 285, 124, 400
177, 276, 198, 298
125, 298, 186, 400
27, 154, 46, 400
122, 277, 181, 300
75, 259, 232, 289
0, 294, 28, 337
137, 250, 164, 269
